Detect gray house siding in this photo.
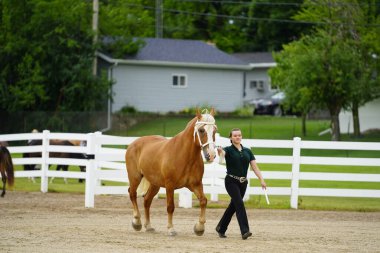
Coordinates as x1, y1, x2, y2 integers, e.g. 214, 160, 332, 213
233, 52, 277, 103
244, 68, 274, 102
112, 65, 244, 113
100, 38, 253, 113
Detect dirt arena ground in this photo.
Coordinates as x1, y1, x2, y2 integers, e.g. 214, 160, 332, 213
1, 191, 380, 253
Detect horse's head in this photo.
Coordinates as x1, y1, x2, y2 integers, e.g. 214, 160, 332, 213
194, 108, 217, 162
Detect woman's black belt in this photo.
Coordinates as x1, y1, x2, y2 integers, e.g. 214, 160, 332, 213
227, 174, 247, 183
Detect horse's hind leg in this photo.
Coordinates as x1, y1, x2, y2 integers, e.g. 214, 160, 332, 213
128, 174, 143, 231
78, 166, 85, 183
166, 186, 177, 236
49, 164, 56, 184
62, 165, 68, 184
1, 171, 6, 197
143, 184, 160, 232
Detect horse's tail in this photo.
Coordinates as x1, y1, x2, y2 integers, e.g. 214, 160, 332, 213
136, 177, 150, 197
1, 146, 14, 186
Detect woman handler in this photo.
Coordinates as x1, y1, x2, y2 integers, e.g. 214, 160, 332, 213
215, 128, 267, 240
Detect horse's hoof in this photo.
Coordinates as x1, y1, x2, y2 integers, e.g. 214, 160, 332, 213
168, 228, 177, 236
194, 224, 205, 236
145, 224, 155, 233
194, 229, 204, 236
146, 227, 155, 233
132, 221, 142, 231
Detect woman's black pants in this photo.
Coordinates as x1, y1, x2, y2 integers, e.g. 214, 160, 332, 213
216, 176, 249, 235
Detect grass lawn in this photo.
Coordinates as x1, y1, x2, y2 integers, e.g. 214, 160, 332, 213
111, 115, 380, 142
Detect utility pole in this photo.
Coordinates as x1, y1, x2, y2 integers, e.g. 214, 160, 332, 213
92, 0, 99, 76
155, 0, 163, 38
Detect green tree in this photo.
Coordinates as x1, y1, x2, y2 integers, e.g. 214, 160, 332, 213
161, 0, 309, 52
0, 0, 46, 111
249, 0, 307, 51
0, 0, 111, 112
345, 1, 380, 137
294, 0, 380, 138
99, 0, 154, 57
271, 0, 380, 141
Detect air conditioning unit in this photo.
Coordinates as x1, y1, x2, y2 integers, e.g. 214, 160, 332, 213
257, 81, 265, 91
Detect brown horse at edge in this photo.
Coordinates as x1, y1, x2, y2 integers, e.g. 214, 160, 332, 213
0, 145, 15, 197
125, 109, 217, 236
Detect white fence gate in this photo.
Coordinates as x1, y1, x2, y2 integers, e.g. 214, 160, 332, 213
1, 131, 380, 209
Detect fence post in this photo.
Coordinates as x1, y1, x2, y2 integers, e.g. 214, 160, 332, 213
85, 132, 97, 208
94, 131, 102, 189
85, 159, 96, 208
210, 163, 219, 202
40, 130, 50, 193
290, 137, 301, 209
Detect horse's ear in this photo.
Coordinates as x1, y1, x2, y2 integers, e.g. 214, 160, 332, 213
196, 108, 202, 119
210, 108, 215, 116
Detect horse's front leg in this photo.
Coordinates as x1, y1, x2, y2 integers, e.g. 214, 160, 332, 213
166, 187, 177, 236
192, 184, 207, 236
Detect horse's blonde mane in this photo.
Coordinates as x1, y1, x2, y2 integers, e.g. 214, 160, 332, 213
200, 113, 215, 123
184, 110, 214, 128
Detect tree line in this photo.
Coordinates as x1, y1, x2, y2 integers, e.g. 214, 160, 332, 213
0, 0, 307, 113
1, 0, 379, 140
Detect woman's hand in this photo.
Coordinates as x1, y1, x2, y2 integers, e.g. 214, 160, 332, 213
216, 146, 225, 164
260, 179, 267, 190
216, 146, 223, 155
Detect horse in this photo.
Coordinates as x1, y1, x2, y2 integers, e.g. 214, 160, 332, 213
0, 141, 9, 147
0, 145, 14, 197
125, 108, 217, 236
23, 139, 87, 183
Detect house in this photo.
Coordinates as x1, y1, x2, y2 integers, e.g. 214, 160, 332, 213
339, 98, 380, 133
98, 38, 251, 113
98, 38, 379, 132
232, 52, 277, 102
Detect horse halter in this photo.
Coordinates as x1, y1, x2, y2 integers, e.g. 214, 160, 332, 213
193, 120, 217, 149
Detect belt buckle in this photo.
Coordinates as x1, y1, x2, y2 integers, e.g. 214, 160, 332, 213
239, 177, 246, 183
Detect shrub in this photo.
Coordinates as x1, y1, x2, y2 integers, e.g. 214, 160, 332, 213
232, 106, 254, 117
119, 105, 137, 114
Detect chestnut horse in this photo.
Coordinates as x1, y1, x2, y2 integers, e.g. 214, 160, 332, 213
0, 145, 14, 197
125, 109, 217, 236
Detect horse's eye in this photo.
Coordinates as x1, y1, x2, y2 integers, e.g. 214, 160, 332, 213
199, 128, 205, 134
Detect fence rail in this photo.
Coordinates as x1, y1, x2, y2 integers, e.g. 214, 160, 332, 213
1, 131, 380, 209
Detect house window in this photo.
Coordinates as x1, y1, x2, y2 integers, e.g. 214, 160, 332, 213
172, 74, 187, 87
250, 80, 265, 91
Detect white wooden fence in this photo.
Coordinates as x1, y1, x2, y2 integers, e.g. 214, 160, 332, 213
1, 130, 380, 209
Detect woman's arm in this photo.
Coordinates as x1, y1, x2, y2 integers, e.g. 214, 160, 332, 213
250, 160, 267, 189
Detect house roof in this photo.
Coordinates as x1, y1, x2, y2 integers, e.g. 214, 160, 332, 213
232, 52, 276, 68
99, 38, 250, 70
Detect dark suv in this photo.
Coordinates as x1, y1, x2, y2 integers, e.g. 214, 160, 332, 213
249, 92, 286, 116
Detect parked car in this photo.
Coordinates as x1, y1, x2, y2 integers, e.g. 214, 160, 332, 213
249, 91, 286, 116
